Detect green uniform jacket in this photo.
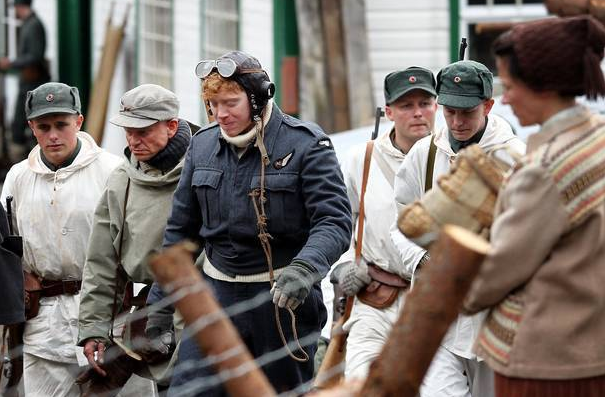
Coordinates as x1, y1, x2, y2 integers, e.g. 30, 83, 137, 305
77, 151, 184, 344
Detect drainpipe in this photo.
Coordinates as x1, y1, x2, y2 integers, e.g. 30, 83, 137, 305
449, 0, 460, 63
57, 0, 92, 112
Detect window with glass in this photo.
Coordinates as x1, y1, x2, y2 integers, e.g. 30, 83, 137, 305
201, 0, 239, 60
137, 0, 173, 89
461, 0, 547, 76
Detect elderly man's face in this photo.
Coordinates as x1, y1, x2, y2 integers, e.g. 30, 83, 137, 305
29, 114, 82, 166
443, 99, 494, 142
125, 120, 178, 161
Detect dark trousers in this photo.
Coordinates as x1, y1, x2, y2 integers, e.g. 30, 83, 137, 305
168, 277, 326, 397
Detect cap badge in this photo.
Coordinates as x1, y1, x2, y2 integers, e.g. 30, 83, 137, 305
409, 76, 417, 83
454, 76, 462, 83
46, 94, 54, 102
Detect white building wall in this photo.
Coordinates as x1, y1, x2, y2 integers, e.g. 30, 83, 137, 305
365, 0, 449, 107
240, 0, 274, 81
173, 0, 202, 128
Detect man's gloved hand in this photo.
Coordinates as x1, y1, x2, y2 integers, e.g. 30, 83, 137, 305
271, 261, 320, 310
331, 260, 371, 297
139, 327, 175, 364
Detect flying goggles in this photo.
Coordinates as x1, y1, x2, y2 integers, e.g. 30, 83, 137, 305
195, 58, 264, 79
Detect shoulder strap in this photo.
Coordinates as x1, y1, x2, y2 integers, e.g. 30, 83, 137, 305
109, 178, 131, 341
356, 141, 374, 261
424, 135, 437, 192
372, 145, 395, 189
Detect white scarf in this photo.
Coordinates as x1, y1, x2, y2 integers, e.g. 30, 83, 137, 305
220, 99, 274, 149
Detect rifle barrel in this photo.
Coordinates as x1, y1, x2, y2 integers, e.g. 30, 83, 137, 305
458, 37, 468, 61
372, 107, 384, 140
6, 196, 14, 235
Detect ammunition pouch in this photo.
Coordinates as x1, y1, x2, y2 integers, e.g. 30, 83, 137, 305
24, 276, 83, 320
23, 272, 41, 320
357, 264, 410, 309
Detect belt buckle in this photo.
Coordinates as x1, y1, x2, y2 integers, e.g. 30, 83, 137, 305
62, 279, 79, 295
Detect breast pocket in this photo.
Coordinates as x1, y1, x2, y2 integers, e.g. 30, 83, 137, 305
250, 173, 304, 234
192, 168, 223, 229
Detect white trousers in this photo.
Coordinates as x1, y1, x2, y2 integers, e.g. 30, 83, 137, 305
23, 353, 159, 397
23, 352, 81, 397
343, 290, 406, 380
420, 345, 494, 397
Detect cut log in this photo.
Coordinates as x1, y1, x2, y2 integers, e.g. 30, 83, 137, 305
358, 225, 490, 397
148, 242, 276, 397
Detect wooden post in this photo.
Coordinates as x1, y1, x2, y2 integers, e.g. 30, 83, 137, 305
295, 0, 331, 131
358, 225, 490, 397
341, 0, 375, 129
320, 0, 350, 133
148, 243, 276, 397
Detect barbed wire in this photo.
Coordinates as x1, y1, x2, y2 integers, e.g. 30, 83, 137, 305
1, 276, 346, 396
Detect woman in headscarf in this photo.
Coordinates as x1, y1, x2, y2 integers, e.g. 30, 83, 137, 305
463, 15, 605, 397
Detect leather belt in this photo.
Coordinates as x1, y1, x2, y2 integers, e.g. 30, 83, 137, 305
39, 278, 82, 297
367, 263, 410, 289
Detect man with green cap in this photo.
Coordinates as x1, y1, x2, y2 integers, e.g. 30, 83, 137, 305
390, 60, 525, 397
331, 66, 438, 379
0, 0, 50, 157
0, 82, 122, 396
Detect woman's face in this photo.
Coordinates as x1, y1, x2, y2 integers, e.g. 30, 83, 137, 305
496, 56, 545, 126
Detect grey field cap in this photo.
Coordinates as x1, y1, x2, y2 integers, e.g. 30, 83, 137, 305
110, 84, 179, 129
25, 82, 81, 120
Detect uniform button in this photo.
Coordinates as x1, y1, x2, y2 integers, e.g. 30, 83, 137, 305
61, 228, 68, 235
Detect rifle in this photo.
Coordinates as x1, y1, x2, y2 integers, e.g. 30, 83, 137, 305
0, 196, 24, 396
372, 106, 384, 140
313, 107, 383, 389
458, 37, 468, 61
6, 196, 14, 235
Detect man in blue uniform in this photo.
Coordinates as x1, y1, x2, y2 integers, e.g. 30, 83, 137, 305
146, 50, 352, 396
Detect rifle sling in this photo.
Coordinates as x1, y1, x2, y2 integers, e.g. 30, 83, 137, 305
343, 141, 375, 321
425, 135, 437, 192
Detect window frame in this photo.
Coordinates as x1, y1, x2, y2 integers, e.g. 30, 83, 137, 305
135, 0, 175, 90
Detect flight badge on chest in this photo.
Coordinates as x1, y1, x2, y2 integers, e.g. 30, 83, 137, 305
274, 150, 295, 170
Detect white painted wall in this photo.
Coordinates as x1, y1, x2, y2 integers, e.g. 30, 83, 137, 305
173, 0, 202, 128
240, 0, 274, 81
365, 0, 450, 108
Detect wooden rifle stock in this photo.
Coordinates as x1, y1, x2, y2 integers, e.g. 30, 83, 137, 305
313, 294, 354, 389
